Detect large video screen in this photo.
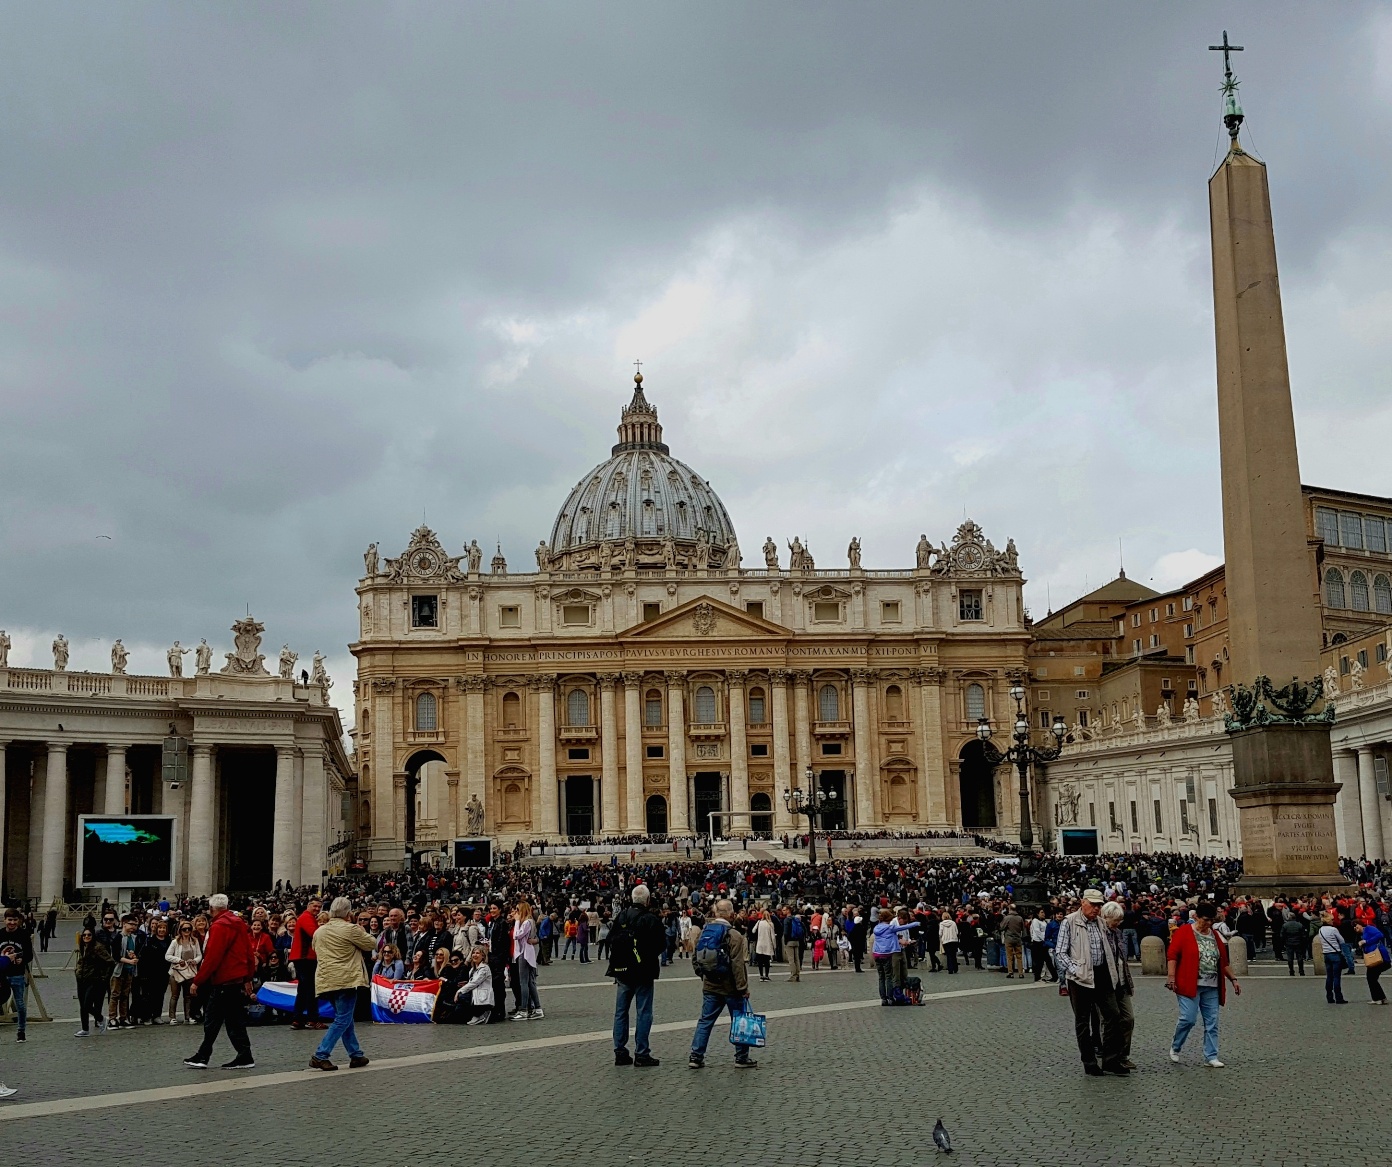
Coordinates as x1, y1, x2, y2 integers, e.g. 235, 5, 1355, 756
1060, 828, 1100, 857
453, 838, 494, 868
77, 815, 177, 888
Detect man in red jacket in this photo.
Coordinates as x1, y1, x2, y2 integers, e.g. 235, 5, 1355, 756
290, 897, 324, 1030
183, 894, 257, 1070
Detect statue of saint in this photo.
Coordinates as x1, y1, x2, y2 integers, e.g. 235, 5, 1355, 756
278, 644, 298, 680
53, 634, 69, 671
167, 641, 190, 677
847, 537, 862, 569
466, 793, 486, 836
916, 534, 931, 569
535, 540, 551, 571
1350, 660, 1366, 691
0, 629, 9, 668
694, 528, 710, 569
623, 536, 637, 568
311, 650, 332, 689
1003, 538, 1019, 571
1323, 665, 1340, 698
364, 542, 379, 577
1211, 687, 1228, 717
111, 640, 129, 675
762, 537, 778, 570
662, 534, 676, 567
787, 536, 804, 571
1156, 701, 1171, 725
597, 541, 613, 571
467, 539, 483, 574
725, 537, 741, 571
195, 638, 213, 675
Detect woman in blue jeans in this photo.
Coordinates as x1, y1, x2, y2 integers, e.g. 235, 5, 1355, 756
1166, 902, 1241, 1068
1317, 913, 1348, 1004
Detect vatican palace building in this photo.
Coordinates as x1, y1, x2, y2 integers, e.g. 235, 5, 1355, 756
352, 373, 1032, 867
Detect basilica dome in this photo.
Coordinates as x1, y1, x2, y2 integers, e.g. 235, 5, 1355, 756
546, 373, 739, 572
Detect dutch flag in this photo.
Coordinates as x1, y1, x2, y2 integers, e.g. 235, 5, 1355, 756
369, 974, 442, 1023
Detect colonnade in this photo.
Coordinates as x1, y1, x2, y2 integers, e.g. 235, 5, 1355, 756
1335, 746, 1392, 862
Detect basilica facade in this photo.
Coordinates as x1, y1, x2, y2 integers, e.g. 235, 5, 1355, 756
351, 374, 1031, 868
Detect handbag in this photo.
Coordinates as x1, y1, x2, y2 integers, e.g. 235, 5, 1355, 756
1365, 948, 1387, 970
729, 1004, 767, 1048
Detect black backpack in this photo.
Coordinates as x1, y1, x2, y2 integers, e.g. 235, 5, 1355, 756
607, 911, 643, 979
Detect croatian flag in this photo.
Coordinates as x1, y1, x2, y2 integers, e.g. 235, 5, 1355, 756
370, 975, 441, 1023
256, 981, 334, 1019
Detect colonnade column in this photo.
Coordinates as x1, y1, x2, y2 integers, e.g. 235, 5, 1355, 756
28, 753, 46, 902
1333, 749, 1363, 860
666, 672, 689, 834
916, 668, 948, 825
271, 745, 297, 887
392, 775, 408, 855
300, 743, 326, 888
599, 674, 621, 836
728, 670, 749, 835
770, 670, 794, 831
0, 742, 7, 900
791, 671, 812, 800
1358, 747, 1384, 862
463, 677, 488, 832
851, 670, 876, 829
39, 743, 68, 905
534, 676, 558, 837
101, 745, 127, 903
185, 745, 215, 896
622, 673, 644, 834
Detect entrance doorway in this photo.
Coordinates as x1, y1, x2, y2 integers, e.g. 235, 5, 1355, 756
750, 792, 773, 835
220, 749, 273, 891
564, 775, 595, 837
958, 740, 998, 829
815, 770, 848, 831
645, 794, 668, 836
693, 772, 723, 837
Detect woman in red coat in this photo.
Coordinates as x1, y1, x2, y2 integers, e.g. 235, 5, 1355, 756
1165, 900, 1241, 1068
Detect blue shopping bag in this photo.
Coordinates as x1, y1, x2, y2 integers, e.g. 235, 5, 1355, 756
729, 1006, 767, 1048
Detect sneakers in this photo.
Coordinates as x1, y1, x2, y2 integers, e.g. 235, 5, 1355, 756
309, 1056, 338, 1071
75, 1029, 90, 1038
0, 1084, 15, 1099
222, 1058, 256, 1070
16, 1030, 24, 1042
633, 1054, 660, 1068
170, 1017, 184, 1025
734, 1059, 758, 1069
614, 1049, 634, 1066
687, 1055, 704, 1069
183, 1055, 209, 1069
466, 1016, 489, 1025
527, 1009, 544, 1020
508, 1010, 529, 1022
349, 1055, 370, 1069
1168, 1048, 1181, 1063
1205, 1058, 1225, 1068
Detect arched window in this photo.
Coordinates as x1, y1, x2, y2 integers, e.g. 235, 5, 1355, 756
566, 688, 590, 727
885, 684, 904, 721
501, 691, 521, 729
965, 683, 986, 721
1325, 568, 1346, 609
415, 692, 437, 731
1374, 574, 1392, 615
644, 689, 663, 727
694, 685, 717, 724
747, 687, 766, 725
818, 684, 840, 722
1350, 571, 1370, 612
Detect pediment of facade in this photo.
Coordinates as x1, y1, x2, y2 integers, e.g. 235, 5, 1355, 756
618, 597, 788, 642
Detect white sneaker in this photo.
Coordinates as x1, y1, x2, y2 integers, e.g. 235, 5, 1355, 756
170, 1018, 183, 1025
528, 1009, 544, 1020
1205, 1058, 1225, 1068
1168, 1048, 1181, 1063
508, 1011, 529, 1021
75, 1029, 90, 1038
0, 1084, 15, 1099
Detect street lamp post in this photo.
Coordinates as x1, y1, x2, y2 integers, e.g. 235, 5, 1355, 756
783, 767, 838, 868
976, 684, 1068, 916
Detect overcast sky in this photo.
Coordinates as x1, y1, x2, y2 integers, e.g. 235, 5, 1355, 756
1, 3, 1389, 704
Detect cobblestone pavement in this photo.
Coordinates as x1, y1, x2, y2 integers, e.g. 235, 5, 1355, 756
2, 957, 1388, 1165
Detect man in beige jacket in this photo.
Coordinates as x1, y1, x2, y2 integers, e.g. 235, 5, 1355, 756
309, 897, 378, 1071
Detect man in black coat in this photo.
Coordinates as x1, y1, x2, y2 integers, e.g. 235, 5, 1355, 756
607, 884, 666, 1067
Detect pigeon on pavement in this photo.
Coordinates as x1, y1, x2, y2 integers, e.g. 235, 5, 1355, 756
932, 1118, 952, 1153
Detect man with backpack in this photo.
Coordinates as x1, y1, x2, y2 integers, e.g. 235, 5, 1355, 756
782, 906, 806, 982
607, 884, 665, 1068
688, 899, 757, 1070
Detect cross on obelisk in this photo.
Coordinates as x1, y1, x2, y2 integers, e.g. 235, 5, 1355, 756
1209, 31, 1245, 140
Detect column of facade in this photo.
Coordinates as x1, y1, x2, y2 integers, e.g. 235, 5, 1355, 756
271, 745, 297, 887
770, 670, 794, 831
1333, 749, 1363, 860
851, 670, 876, 829
727, 670, 749, 835
0, 742, 6, 901
915, 669, 948, 825
622, 673, 644, 834
39, 743, 68, 905
372, 679, 398, 843
792, 670, 812, 799
463, 677, 488, 832
666, 672, 689, 833
28, 752, 47, 901
446, 773, 461, 840
187, 745, 215, 896
291, 750, 304, 884
392, 776, 408, 857
599, 674, 621, 836
1358, 747, 1384, 862
534, 676, 558, 837
101, 745, 127, 903
300, 742, 327, 887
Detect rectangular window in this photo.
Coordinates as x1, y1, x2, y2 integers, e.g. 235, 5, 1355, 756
750, 743, 769, 757
881, 600, 901, 623
1316, 506, 1340, 546
813, 601, 841, 622
1161, 678, 1172, 691
1375, 756, 1390, 798
1078, 710, 1089, 727
1186, 646, 1195, 664
1183, 623, 1193, 638
1166, 602, 1176, 616
745, 601, 764, 619
1036, 689, 1051, 700
411, 595, 439, 628
642, 602, 662, 622
1117, 619, 1125, 636
1088, 803, 1096, 827
748, 693, 766, 724
1340, 511, 1364, 549
1149, 608, 1158, 623
1108, 801, 1117, 831
562, 604, 591, 625
498, 605, 520, 628
1341, 656, 1351, 675
1366, 516, 1388, 554
645, 745, 664, 759
820, 742, 842, 756
1180, 801, 1191, 835
1130, 801, 1139, 834
1378, 643, 1388, 663
1131, 613, 1142, 628
1183, 596, 1194, 611
1153, 799, 1163, 833
1132, 639, 1142, 654
644, 695, 662, 726
1187, 679, 1197, 691
567, 747, 589, 761
1184, 777, 1196, 803
1039, 710, 1052, 729
1358, 649, 1369, 669
1208, 798, 1219, 837
1073, 666, 1085, 676
1150, 634, 1160, 648
958, 590, 983, 621
1075, 689, 1089, 699
1035, 667, 1048, 678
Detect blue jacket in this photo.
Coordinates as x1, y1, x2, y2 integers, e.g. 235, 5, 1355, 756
871, 921, 918, 957
1361, 925, 1390, 965
1044, 919, 1062, 949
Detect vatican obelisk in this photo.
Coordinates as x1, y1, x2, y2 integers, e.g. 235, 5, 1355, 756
1208, 34, 1344, 894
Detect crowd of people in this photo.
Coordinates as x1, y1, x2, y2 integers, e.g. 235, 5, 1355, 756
1, 847, 1390, 1095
